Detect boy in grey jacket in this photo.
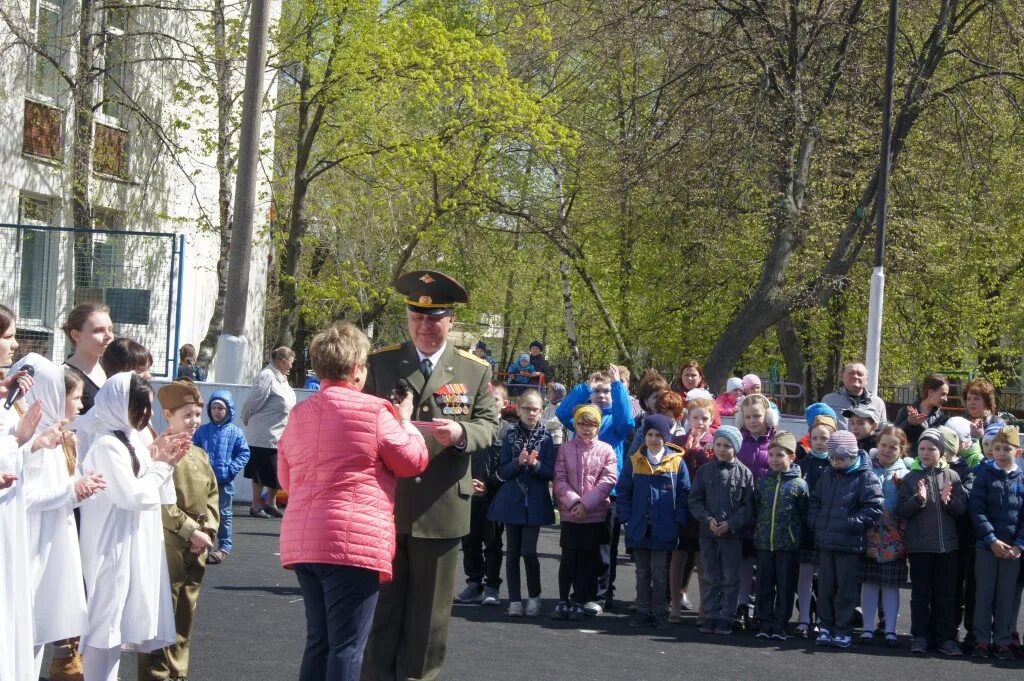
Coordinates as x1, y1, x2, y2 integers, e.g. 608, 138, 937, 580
688, 425, 754, 635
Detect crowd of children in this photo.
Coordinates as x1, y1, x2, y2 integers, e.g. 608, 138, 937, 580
0, 302, 251, 681
453, 362, 1024, 663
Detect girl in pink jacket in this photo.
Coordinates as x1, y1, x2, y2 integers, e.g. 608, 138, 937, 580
550, 404, 618, 621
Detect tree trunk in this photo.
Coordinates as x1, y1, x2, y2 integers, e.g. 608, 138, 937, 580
70, 0, 95, 230
500, 226, 522, 370
198, 0, 235, 367
559, 259, 582, 383
776, 315, 807, 413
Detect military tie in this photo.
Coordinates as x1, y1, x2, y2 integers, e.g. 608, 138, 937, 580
420, 357, 433, 379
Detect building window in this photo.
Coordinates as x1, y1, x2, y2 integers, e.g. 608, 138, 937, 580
100, 9, 128, 121
93, 122, 128, 178
74, 209, 125, 289
28, 0, 64, 102
17, 194, 57, 324
22, 99, 63, 159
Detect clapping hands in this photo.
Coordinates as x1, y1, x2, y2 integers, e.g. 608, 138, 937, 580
151, 430, 191, 466
74, 471, 107, 501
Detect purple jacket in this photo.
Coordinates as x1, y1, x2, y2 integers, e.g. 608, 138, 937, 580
737, 427, 775, 481
554, 437, 618, 524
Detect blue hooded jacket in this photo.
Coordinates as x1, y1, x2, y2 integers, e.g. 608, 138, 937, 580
556, 380, 634, 477
192, 389, 251, 484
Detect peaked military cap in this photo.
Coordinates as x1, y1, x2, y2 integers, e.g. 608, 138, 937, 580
396, 270, 469, 316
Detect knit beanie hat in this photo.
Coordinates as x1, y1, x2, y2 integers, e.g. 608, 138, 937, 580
936, 425, 960, 458
517, 353, 530, 364
826, 430, 859, 459
944, 417, 973, 446
725, 377, 744, 393
983, 421, 1006, 442
993, 425, 1021, 448
918, 427, 945, 451
573, 404, 601, 426
530, 340, 544, 351
642, 414, 674, 443
714, 425, 743, 452
771, 431, 797, 455
805, 402, 838, 430
742, 374, 761, 392
686, 388, 713, 402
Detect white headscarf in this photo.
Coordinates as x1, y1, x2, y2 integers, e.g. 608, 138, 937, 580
74, 372, 144, 457
11, 353, 64, 433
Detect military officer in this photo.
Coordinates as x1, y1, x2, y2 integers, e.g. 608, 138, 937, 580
361, 271, 499, 681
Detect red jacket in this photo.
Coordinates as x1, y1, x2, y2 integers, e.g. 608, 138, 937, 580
277, 381, 428, 580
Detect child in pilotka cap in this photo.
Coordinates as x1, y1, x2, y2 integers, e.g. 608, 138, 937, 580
753, 431, 808, 640
138, 379, 219, 681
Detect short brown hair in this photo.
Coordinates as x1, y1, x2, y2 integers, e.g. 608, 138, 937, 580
686, 397, 717, 420
655, 391, 685, 420
101, 338, 153, 376
179, 343, 197, 363
588, 370, 613, 384
877, 425, 909, 454
963, 378, 997, 414
62, 303, 110, 345
309, 322, 369, 381
676, 360, 706, 388
637, 369, 670, 406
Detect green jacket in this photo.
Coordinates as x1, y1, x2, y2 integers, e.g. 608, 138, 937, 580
753, 467, 809, 552
365, 341, 498, 538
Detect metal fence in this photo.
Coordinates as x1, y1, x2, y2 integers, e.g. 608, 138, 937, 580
0, 223, 184, 377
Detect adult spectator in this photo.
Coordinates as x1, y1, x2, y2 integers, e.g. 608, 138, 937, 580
675, 360, 707, 394
176, 343, 207, 381
962, 378, 999, 439
278, 322, 428, 681
241, 347, 296, 519
823, 361, 889, 431
528, 340, 553, 383
894, 373, 950, 452
473, 340, 496, 372
62, 302, 114, 414
361, 270, 498, 681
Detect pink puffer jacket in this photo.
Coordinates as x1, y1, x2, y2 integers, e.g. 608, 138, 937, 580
553, 437, 618, 524
277, 381, 428, 581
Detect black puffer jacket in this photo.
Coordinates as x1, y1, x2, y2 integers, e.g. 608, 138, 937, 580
808, 453, 883, 553
897, 464, 966, 553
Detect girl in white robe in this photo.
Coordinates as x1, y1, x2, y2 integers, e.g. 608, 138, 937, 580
77, 372, 186, 681
12, 354, 106, 678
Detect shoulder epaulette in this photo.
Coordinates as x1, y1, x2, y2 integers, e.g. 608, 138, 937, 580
369, 343, 403, 355
456, 348, 490, 367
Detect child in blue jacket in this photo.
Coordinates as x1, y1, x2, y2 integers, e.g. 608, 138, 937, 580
968, 425, 1024, 660
489, 389, 556, 617
192, 389, 251, 562
617, 414, 691, 629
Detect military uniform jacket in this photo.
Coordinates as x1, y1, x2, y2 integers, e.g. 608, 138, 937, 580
365, 341, 498, 538
162, 444, 220, 549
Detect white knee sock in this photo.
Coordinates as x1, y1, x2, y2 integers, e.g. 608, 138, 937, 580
83, 645, 121, 681
881, 587, 900, 634
798, 562, 815, 624
861, 584, 880, 630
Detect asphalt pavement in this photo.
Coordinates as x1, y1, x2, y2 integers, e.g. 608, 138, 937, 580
90, 505, 1021, 681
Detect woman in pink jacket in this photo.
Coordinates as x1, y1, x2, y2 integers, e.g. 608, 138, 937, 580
277, 322, 427, 681
550, 404, 618, 621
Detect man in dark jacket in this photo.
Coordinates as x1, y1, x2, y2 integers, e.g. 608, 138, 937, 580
529, 340, 553, 383
808, 430, 883, 648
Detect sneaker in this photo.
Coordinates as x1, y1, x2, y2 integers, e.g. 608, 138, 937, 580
859, 631, 874, 645
583, 601, 603, 616
481, 586, 500, 606
910, 637, 928, 654
971, 642, 990, 658
569, 602, 585, 622
938, 640, 964, 657
629, 611, 652, 627
994, 645, 1014, 661
756, 631, 771, 640
508, 601, 523, 617
795, 622, 810, 638
453, 582, 484, 604
263, 505, 284, 518
550, 601, 569, 620
771, 632, 788, 641
48, 652, 84, 681
713, 624, 733, 636
831, 634, 852, 649
699, 622, 715, 634
815, 629, 832, 646
885, 633, 899, 649
680, 593, 693, 611
248, 506, 270, 519
524, 597, 541, 617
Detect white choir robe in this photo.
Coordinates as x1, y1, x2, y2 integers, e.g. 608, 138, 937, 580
0, 431, 36, 681
22, 442, 89, 644
79, 433, 176, 652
